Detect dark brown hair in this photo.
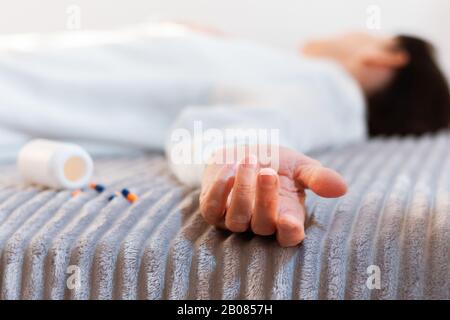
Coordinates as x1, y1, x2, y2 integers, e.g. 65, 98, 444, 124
367, 35, 450, 136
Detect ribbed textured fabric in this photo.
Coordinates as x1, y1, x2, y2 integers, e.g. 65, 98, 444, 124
0, 133, 449, 300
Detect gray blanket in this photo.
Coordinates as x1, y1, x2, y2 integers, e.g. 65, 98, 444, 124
0, 133, 449, 300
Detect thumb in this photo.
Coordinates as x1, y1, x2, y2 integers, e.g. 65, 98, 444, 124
295, 164, 347, 198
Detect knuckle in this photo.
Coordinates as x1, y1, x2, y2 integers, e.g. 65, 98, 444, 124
276, 216, 305, 246
201, 199, 221, 218
259, 197, 275, 210
278, 204, 294, 216
235, 182, 255, 197
199, 192, 207, 206
225, 212, 251, 232
277, 216, 301, 233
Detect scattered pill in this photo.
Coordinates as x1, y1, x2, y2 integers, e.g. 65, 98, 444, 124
90, 182, 105, 193
121, 188, 130, 198
120, 188, 138, 203
107, 191, 120, 202
127, 193, 139, 203
95, 185, 105, 193
71, 189, 82, 197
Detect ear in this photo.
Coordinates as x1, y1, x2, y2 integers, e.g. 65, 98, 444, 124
361, 47, 409, 69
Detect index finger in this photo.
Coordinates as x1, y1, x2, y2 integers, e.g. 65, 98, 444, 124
200, 164, 235, 225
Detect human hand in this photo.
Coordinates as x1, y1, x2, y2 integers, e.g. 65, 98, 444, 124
199, 146, 347, 247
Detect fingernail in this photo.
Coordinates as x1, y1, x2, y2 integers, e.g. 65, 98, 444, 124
259, 168, 277, 185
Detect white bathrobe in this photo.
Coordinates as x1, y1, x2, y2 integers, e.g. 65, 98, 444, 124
0, 23, 366, 186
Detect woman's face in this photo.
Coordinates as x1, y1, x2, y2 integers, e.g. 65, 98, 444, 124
302, 32, 409, 96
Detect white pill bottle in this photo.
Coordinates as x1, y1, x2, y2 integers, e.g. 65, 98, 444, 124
17, 139, 94, 190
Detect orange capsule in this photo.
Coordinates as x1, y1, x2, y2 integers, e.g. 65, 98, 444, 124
71, 189, 82, 197
127, 193, 138, 203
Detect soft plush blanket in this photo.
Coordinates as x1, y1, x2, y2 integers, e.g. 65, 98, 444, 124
0, 133, 448, 300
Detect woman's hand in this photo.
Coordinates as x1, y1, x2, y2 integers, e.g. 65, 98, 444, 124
199, 146, 347, 247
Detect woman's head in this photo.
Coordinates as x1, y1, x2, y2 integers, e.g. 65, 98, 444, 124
303, 32, 450, 136
367, 35, 450, 136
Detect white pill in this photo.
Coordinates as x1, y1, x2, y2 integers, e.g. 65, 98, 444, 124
17, 139, 94, 190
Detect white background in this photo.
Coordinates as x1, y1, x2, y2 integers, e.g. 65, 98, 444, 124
0, 0, 449, 76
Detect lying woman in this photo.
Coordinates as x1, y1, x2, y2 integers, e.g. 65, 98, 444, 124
0, 22, 448, 246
